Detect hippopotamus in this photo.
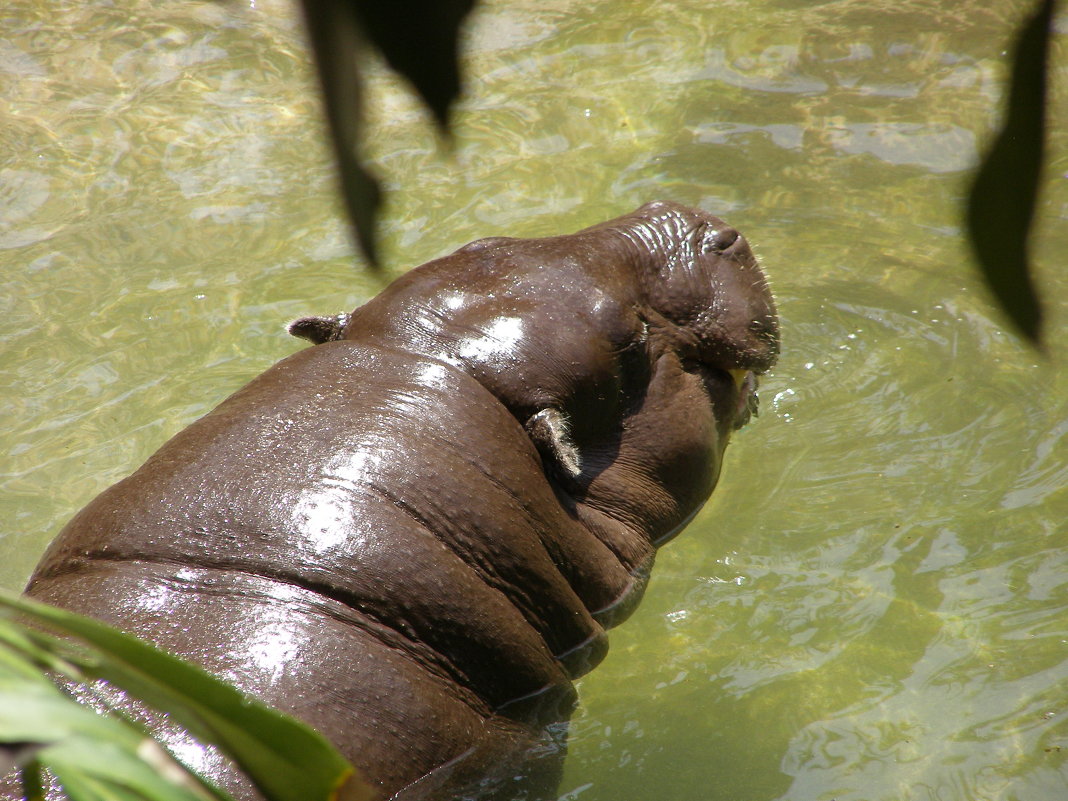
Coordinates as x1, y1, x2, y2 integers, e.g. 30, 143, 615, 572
22, 201, 779, 800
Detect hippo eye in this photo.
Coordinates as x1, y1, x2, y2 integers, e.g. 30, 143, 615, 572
701, 227, 740, 254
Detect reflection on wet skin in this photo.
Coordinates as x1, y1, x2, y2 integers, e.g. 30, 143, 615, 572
457, 316, 527, 363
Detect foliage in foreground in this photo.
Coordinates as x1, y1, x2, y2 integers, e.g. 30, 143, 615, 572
306, 0, 1056, 345
966, 0, 1055, 346
0, 591, 373, 801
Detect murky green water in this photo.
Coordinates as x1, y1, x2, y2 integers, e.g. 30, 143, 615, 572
2, 0, 1066, 799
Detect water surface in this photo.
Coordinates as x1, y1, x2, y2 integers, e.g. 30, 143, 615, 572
1, 1, 1065, 799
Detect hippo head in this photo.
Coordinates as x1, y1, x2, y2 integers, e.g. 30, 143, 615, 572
606, 201, 779, 428
626, 201, 778, 371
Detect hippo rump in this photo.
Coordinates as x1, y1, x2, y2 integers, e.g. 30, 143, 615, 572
21, 201, 780, 800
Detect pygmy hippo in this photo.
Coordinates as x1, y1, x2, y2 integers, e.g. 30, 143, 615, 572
23, 201, 780, 800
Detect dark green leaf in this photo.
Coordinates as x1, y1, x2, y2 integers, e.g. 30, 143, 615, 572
40, 736, 216, 801
19, 759, 46, 801
297, 0, 476, 266
300, 0, 382, 268
347, 0, 477, 128
0, 682, 223, 801
965, 0, 1053, 346
0, 592, 372, 801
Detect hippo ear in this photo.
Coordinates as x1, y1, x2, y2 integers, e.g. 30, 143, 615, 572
287, 313, 351, 345
525, 407, 582, 483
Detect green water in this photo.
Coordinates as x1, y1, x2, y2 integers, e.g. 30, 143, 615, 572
2, 0, 1066, 799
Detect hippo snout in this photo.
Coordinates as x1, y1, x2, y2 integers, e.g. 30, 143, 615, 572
700, 223, 743, 255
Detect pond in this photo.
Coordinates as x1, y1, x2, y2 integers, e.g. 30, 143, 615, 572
2, 0, 1066, 799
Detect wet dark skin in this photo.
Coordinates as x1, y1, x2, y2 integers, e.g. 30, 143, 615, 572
24, 202, 779, 800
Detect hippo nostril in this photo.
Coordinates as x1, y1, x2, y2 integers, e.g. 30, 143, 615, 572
702, 226, 740, 254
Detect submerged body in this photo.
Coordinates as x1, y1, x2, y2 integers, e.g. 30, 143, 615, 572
25, 202, 779, 799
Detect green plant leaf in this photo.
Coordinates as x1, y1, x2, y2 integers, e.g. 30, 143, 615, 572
0, 684, 141, 744
19, 759, 46, 801
40, 736, 217, 801
0, 591, 373, 801
965, 0, 1053, 346
0, 626, 64, 685
0, 679, 223, 801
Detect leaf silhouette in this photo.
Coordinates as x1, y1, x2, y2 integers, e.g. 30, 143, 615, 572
966, 0, 1053, 346
0, 591, 373, 801
347, 0, 476, 130
299, 0, 477, 266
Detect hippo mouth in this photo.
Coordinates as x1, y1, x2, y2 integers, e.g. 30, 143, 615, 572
728, 369, 760, 430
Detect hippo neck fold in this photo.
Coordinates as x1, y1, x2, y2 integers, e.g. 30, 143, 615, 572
602, 206, 705, 278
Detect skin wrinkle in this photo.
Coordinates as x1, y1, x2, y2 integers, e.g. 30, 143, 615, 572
307, 430, 597, 701
36, 435, 574, 708
611, 213, 703, 272
38, 554, 492, 715
313, 487, 576, 708
292, 339, 602, 602
467, 428, 642, 619
213, 566, 500, 718
359, 477, 595, 669
579, 457, 687, 546
296, 354, 608, 685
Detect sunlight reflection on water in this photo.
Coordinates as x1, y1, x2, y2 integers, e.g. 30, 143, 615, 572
1, 0, 1066, 799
